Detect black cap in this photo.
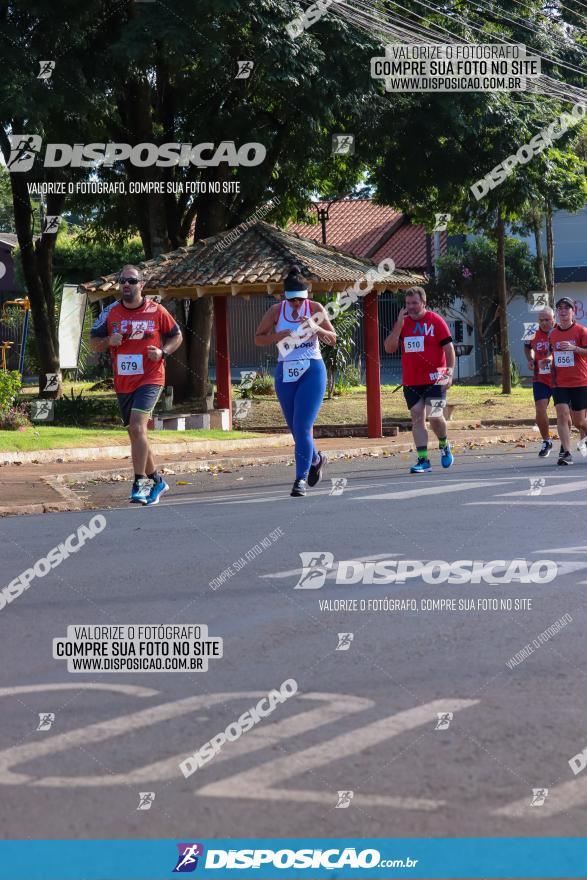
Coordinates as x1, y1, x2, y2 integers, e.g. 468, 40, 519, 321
556, 297, 575, 309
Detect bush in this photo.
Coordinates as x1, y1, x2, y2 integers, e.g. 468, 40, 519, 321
0, 404, 31, 430
0, 370, 22, 409
251, 371, 274, 396
335, 363, 362, 393
320, 307, 360, 399
235, 370, 274, 399
52, 390, 121, 426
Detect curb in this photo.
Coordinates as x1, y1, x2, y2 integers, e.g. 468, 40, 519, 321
0, 428, 537, 517
60, 429, 533, 489
0, 434, 290, 466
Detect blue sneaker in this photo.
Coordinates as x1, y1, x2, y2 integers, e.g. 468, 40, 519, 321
410, 459, 432, 474
130, 478, 151, 504
441, 442, 454, 469
146, 478, 169, 505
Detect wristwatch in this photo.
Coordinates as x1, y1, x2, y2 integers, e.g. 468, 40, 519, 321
160, 348, 168, 360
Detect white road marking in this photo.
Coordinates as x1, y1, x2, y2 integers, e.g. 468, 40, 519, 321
196, 699, 478, 808
532, 544, 587, 555
493, 777, 587, 818
0, 683, 157, 699
261, 553, 398, 580
466, 501, 587, 507
353, 480, 517, 502
212, 482, 386, 506
496, 479, 587, 498
0, 692, 372, 787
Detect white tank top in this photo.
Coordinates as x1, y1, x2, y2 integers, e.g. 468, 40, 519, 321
275, 299, 322, 362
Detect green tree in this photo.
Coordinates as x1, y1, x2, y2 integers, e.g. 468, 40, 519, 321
432, 237, 540, 383
0, 166, 15, 232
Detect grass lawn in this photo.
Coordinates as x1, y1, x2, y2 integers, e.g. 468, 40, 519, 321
9, 382, 540, 451
237, 384, 539, 428
19, 381, 116, 400
0, 427, 260, 453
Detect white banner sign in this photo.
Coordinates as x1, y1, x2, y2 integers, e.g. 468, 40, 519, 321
58, 284, 87, 369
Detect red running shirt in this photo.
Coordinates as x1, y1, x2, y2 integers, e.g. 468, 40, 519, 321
526, 328, 553, 387
400, 311, 453, 386
91, 299, 179, 393
549, 322, 587, 388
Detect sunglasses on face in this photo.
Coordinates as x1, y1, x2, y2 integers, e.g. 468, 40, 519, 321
119, 277, 141, 285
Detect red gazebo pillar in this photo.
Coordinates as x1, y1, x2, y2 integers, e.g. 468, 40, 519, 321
363, 290, 382, 438
213, 295, 232, 429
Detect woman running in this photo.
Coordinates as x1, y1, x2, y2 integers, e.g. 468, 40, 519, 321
255, 265, 336, 496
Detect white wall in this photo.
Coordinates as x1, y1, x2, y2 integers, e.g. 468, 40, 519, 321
440, 297, 476, 378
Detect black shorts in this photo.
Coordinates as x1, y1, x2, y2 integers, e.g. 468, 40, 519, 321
116, 384, 162, 426
403, 384, 447, 411
552, 386, 587, 411
533, 381, 552, 402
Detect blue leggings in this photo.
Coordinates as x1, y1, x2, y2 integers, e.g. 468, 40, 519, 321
275, 358, 327, 480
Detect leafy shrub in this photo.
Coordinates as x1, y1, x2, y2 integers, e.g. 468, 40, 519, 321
235, 370, 274, 399
0, 404, 31, 430
0, 370, 22, 409
335, 363, 362, 393
320, 307, 360, 398
251, 371, 274, 396
52, 390, 121, 426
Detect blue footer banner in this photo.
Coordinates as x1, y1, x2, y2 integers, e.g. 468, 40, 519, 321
0, 838, 585, 879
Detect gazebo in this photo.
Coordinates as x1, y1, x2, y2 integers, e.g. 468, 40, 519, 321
80, 221, 426, 437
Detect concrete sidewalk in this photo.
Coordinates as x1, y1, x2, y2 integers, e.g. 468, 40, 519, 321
0, 426, 539, 516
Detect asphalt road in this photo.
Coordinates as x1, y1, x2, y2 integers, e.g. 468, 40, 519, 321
2, 442, 587, 841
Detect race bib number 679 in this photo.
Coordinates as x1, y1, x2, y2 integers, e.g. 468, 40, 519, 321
117, 354, 144, 375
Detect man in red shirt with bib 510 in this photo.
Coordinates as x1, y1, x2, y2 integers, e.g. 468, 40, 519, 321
549, 296, 587, 466
90, 265, 183, 503
384, 287, 456, 474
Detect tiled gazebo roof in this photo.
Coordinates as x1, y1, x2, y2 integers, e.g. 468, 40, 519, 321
79, 221, 426, 300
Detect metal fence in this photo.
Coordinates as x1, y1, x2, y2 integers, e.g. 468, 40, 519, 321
208, 293, 406, 380
0, 309, 26, 373
208, 293, 471, 383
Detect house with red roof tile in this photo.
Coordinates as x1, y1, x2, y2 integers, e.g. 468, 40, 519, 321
288, 198, 439, 272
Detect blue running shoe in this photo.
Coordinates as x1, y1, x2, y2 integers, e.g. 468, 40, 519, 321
441, 442, 454, 469
146, 479, 169, 505
410, 459, 432, 474
130, 478, 151, 504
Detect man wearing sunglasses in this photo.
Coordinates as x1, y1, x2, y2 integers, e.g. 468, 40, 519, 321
549, 296, 587, 466
90, 265, 183, 503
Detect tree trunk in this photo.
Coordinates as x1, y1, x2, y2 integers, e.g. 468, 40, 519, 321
185, 178, 230, 401
545, 205, 555, 306
496, 209, 511, 394
185, 297, 214, 401
473, 298, 489, 384
532, 215, 548, 297
9, 169, 63, 397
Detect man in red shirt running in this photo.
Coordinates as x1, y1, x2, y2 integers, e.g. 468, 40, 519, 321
524, 307, 555, 457
384, 287, 456, 473
549, 296, 587, 466
90, 265, 183, 503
